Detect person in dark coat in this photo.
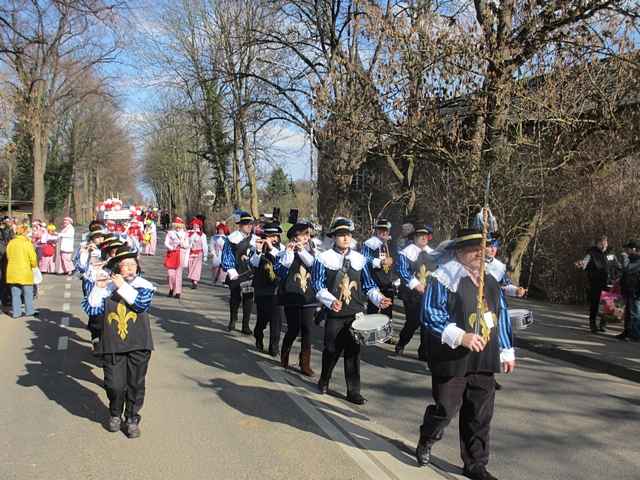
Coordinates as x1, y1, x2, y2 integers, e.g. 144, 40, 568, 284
619, 240, 640, 342
576, 236, 611, 333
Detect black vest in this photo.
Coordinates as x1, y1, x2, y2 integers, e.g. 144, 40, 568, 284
281, 254, 317, 306
400, 250, 433, 305
252, 246, 281, 297
226, 236, 253, 287
325, 258, 367, 318
427, 275, 502, 377
369, 243, 398, 291
98, 294, 154, 354
586, 247, 609, 286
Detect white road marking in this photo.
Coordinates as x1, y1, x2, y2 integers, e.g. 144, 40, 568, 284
65, 284, 71, 290
64, 292, 71, 298
65, 276, 71, 282
57, 336, 68, 350
62, 303, 70, 312
258, 362, 447, 480
61, 317, 69, 327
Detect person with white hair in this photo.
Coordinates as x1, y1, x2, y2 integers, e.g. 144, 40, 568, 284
56, 217, 75, 275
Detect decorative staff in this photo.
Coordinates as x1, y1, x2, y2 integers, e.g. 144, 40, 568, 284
472, 172, 492, 339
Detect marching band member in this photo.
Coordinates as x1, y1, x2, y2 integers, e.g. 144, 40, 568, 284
56, 217, 75, 275
164, 217, 189, 299
82, 245, 155, 438
38, 224, 58, 273
360, 218, 397, 320
250, 221, 284, 356
221, 211, 257, 334
187, 218, 208, 289
395, 222, 434, 359
276, 220, 318, 375
210, 222, 229, 285
311, 218, 391, 405
486, 234, 527, 299
416, 228, 514, 480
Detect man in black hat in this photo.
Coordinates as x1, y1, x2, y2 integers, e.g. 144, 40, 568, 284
221, 211, 258, 334
360, 218, 398, 321
311, 218, 392, 405
82, 245, 156, 438
250, 221, 285, 355
415, 228, 515, 480
395, 222, 435, 359
619, 240, 640, 342
276, 220, 319, 376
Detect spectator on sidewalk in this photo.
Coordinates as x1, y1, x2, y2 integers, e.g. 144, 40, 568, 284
575, 236, 611, 333
619, 240, 640, 342
6, 225, 37, 318
0, 216, 16, 307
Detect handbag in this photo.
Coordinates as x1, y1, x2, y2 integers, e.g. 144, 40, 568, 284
163, 249, 180, 269
32, 267, 43, 285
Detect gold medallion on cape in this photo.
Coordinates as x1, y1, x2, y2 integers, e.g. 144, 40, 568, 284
264, 260, 277, 282
107, 303, 138, 340
338, 275, 357, 304
468, 304, 495, 343
294, 265, 310, 292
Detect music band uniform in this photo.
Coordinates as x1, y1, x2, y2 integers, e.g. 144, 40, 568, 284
221, 212, 258, 334
276, 221, 319, 376
417, 229, 514, 480
396, 224, 434, 359
251, 222, 285, 356
360, 218, 397, 319
311, 218, 387, 405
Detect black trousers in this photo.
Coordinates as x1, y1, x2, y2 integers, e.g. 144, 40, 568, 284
254, 296, 283, 351
102, 350, 152, 421
397, 299, 428, 357
230, 285, 253, 330
320, 315, 360, 395
587, 283, 606, 329
420, 373, 495, 470
88, 315, 102, 340
282, 305, 315, 352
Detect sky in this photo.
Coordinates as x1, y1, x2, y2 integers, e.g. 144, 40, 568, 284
109, 0, 313, 193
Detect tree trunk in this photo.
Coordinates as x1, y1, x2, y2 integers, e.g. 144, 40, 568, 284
241, 125, 259, 218
31, 127, 48, 220
232, 119, 241, 209
508, 211, 542, 286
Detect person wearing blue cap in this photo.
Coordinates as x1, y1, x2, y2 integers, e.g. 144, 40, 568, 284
311, 217, 392, 405
221, 211, 258, 333
395, 222, 435, 359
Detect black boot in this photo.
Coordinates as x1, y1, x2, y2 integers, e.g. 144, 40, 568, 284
318, 350, 338, 394
463, 465, 498, 480
228, 307, 238, 332
415, 441, 432, 467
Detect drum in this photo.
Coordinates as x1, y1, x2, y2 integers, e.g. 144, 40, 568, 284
508, 308, 534, 330
350, 313, 393, 346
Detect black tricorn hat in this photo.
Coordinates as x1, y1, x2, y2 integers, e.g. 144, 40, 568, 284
624, 239, 640, 250
287, 221, 312, 240
374, 218, 392, 230
106, 245, 138, 271
328, 218, 355, 237
409, 222, 433, 237
448, 228, 483, 249
88, 228, 108, 240
262, 222, 283, 236
236, 211, 254, 224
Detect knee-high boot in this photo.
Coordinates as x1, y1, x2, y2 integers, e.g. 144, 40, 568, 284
299, 347, 315, 377
228, 306, 238, 331
318, 349, 339, 393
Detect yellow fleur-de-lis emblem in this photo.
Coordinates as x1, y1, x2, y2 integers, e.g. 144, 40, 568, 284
338, 275, 358, 304
264, 260, 277, 282
417, 264, 430, 286
468, 306, 495, 343
294, 265, 310, 292
382, 256, 393, 273
107, 303, 138, 340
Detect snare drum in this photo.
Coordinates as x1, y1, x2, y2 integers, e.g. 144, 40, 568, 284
508, 308, 534, 330
350, 313, 393, 346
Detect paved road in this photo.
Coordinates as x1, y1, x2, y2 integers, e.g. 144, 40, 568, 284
1, 250, 639, 480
